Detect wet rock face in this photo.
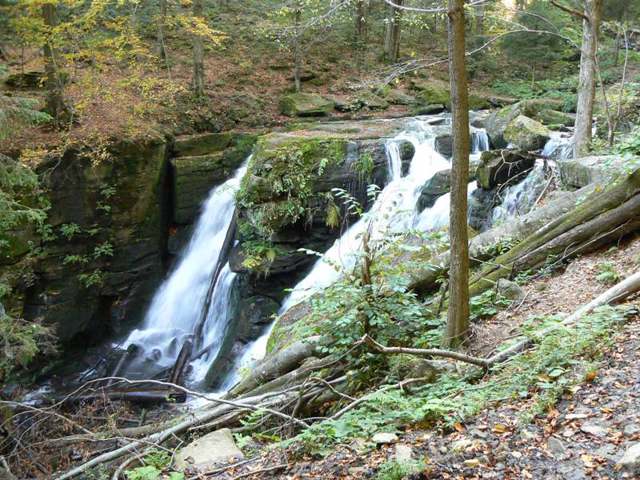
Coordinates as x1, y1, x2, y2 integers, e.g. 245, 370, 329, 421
171, 133, 257, 225
558, 155, 638, 189
24, 138, 171, 345
485, 99, 560, 149
476, 149, 536, 190
279, 92, 335, 117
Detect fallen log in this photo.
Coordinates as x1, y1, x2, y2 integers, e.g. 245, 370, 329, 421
229, 336, 321, 397
169, 340, 193, 386
106, 345, 138, 387
408, 184, 596, 294
469, 169, 640, 296
67, 388, 186, 405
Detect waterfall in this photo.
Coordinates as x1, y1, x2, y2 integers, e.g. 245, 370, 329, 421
490, 161, 547, 227
279, 120, 452, 313
542, 131, 574, 160
122, 162, 248, 384
219, 123, 490, 384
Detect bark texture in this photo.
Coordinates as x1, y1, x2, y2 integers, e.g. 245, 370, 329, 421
574, 0, 603, 157
443, 0, 471, 348
192, 0, 205, 96
383, 0, 403, 63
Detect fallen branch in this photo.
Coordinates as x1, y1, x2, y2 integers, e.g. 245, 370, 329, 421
486, 269, 640, 366
362, 334, 489, 368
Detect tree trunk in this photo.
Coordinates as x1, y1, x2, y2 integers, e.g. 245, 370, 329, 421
574, 0, 602, 157
293, 5, 302, 92
443, 0, 471, 348
42, 2, 69, 125
192, 0, 205, 97
354, 0, 367, 71
157, 0, 168, 61
383, 0, 403, 63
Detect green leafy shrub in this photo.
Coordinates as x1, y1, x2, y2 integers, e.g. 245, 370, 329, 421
595, 261, 619, 285
376, 459, 425, 480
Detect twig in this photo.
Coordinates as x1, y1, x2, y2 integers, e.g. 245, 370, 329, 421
362, 334, 489, 368
232, 463, 288, 480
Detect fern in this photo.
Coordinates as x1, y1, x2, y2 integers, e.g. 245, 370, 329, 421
0, 94, 52, 140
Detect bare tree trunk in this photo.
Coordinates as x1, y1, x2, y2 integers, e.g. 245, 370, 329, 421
383, 0, 403, 62
192, 0, 205, 97
354, 0, 367, 71
443, 0, 470, 349
157, 0, 167, 61
293, 4, 302, 92
574, 0, 602, 157
42, 2, 70, 125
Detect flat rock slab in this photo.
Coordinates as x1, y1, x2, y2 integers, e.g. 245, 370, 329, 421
558, 155, 640, 189
175, 428, 244, 472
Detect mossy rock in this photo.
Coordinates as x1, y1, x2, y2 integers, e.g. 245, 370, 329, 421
415, 85, 451, 106
469, 93, 492, 110
476, 149, 536, 190
485, 99, 562, 148
504, 115, 550, 151
385, 89, 416, 106
356, 91, 389, 111
535, 109, 575, 127
279, 93, 335, 117
173, 132, 235, 157
237, 134, 348, 239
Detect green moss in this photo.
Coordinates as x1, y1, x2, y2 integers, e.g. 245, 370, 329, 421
279, 93, 334, 117
237, 134, 348, 240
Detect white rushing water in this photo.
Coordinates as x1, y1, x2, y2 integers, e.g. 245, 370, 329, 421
123, 162, 248, 384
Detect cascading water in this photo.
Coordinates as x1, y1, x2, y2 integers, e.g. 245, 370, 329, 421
490, 161, 547, 227
219, 122, 491, 386
542, 131, 574, 160
122, 162, 248, 385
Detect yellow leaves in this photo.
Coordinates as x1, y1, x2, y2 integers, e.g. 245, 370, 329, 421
174, 14, 226, 45
492, 423, 508, 434
585, 369, 598, 382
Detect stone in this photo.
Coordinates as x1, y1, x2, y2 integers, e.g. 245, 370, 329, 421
174, 132, 234, 157
580, 423, 607, 437
395, 444, 414, 462
418, 158, 481, 210
356, 92, 389, 111
536, 109, 575, 127
503, 115, 550, 151
485, 99, 560, 148
386, 89, 416, 105
236, 295, 280, 342
624, 424, 640, 436
4, 70, 44, 88
558, 155, 637, 189
617, 443, 640, 471
412, 82, 451, 106
413, 104, 446, 116
547, 437, 567, 458
476, 149, 536, 190
175, 428, 244, 471
372, 432, 398, 444
497, 278, 525, 302
279, 92, 334, 117
469, 93, 492, 110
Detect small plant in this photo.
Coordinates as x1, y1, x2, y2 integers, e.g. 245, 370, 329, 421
595, 261, 619, 285
469, 290, 510, 321
375, 459, 426, 480
60, 223, 82, 240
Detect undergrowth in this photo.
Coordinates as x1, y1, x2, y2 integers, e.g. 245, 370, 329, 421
287, 306, 625, 457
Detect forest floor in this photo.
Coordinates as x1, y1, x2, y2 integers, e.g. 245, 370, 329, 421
204, 235, 640, 480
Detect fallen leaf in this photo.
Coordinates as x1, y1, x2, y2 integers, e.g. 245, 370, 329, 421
492, 424, 508, 434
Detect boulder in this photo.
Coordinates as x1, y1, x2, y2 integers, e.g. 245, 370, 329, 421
558, 155, 638, 189
174, 132, 235, 157
4, 71, 44, 88
536, 109, 575, 127
385, 89, 416, 106
497, 278, 525, 302
279, 92, 334, 117
503, 115, 550, 151
476, 149, 536, 190
617, 443, 640, 472
485, 99, 560, 148
175, 428, 244, 471
418, 157, 481, 210
413, 104, 446, 116
469, 93, 492, 110
356, 92, 389, 111
411, 80, 451, 106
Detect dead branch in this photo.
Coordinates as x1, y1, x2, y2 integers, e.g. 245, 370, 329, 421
362, 334, 489, 368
